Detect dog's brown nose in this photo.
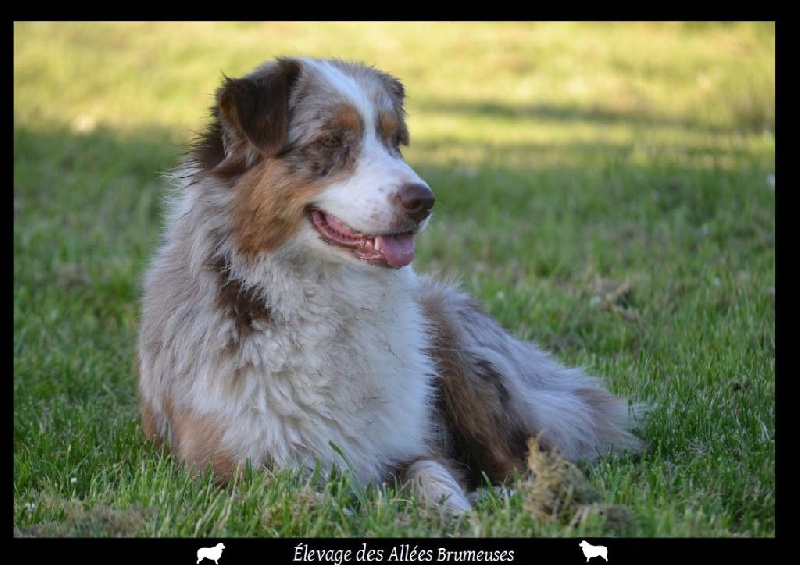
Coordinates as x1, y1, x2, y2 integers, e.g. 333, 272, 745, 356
395, 183, 435, 222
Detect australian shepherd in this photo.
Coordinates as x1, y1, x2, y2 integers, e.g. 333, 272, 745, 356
137, 57, 643, 513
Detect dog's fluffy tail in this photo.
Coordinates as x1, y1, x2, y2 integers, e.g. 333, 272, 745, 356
418, 277, 644, 481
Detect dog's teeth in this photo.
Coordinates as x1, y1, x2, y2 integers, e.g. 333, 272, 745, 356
374, 238, 381, 251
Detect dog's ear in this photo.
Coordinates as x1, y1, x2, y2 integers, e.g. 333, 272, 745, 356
216, 58, 302, 158
377, 71, 405, 106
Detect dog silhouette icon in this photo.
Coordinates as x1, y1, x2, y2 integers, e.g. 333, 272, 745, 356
197, 543, 225, 564
579, 540, 607, 561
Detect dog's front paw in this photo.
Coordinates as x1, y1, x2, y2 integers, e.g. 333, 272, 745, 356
401, 459, 471, 514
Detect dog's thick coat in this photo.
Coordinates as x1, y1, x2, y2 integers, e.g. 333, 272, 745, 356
137, 57, 642, 512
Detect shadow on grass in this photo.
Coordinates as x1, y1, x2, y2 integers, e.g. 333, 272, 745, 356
13, 112, 773, 292
14, 123, 186, 190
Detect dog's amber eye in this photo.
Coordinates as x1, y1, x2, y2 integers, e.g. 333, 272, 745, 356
321, 134, 343, 148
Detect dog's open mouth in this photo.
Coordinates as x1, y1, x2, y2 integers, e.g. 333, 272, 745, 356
308, 209, 416, 268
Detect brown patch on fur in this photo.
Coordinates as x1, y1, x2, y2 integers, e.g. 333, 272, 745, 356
377, 110, 409, 149
208, 255, 272, 337
330, 104, 364, 135
420, 290, 529, 489
160, 399, 237, 480
140, 401, 158, 443
378, 111, 399, 140
136, 359, 165, 449
231, 160, 326, 259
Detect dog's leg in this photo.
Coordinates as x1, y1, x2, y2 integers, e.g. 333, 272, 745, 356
394, 458, 472, 514
418, 278, 643, 488
140, 397, 240, 481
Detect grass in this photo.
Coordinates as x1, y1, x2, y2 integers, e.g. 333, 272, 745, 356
13, 22, 775, 537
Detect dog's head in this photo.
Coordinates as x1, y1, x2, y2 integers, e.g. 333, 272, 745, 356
192, 57, 433, 269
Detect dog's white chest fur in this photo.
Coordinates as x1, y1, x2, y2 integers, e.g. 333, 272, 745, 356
207, 262, 435, 486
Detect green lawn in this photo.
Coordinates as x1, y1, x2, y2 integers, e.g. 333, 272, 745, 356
13, 21, 775, 537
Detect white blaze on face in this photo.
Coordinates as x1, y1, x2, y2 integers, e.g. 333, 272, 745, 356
306, 59, 429, 235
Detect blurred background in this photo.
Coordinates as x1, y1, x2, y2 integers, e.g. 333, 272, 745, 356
14, 22, 775, 156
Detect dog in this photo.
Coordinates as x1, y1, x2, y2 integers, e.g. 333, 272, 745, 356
137, 57, 643, 513
579, 540, 608, 561
197, 543, 225, 564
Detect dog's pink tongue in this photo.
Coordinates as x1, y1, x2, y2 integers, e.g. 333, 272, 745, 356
377, 233, 415, 268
